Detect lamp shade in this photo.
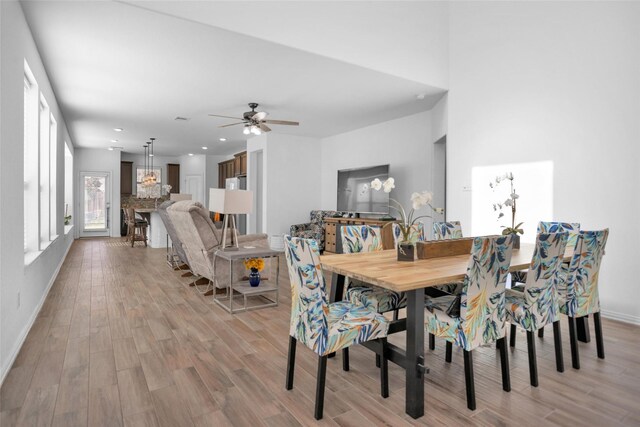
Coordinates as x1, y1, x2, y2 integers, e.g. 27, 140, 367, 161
170, 193, 192, 201
209, 188, 253, 214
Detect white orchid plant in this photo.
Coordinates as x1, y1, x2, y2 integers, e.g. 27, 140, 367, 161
371, 177, 436, 244
490, 172, 523, 236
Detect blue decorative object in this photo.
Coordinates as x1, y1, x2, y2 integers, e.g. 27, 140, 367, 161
249, 268, 261, 287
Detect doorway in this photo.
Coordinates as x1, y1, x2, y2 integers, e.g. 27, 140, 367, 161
80, 171, 111, 237
185, 174, 204, 204
432, 136, 447, 230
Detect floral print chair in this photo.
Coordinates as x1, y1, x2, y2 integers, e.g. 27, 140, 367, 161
392, 222, 425, 248
425, 235, 514, 410
510, 221, 580, 339
505, 232, 569, 386
432, 221, 463, 240
558, 229, 609, 369
511, 222, 580, 285
342, 225, 407, 319
283, 236, 390, 420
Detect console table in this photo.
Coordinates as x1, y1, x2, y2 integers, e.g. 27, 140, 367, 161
324, 217, 397, 254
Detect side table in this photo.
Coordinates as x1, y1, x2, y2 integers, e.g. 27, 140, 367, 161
212, 247, 282, 314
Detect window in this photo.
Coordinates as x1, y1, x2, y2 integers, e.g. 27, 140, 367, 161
50, 115, 57, 239
39, 95, 50, 248
64, 142, 73, 232
24, 61, 39, 254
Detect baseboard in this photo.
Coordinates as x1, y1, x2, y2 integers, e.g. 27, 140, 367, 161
0, 237, 74, 385
601, 309, 640, 326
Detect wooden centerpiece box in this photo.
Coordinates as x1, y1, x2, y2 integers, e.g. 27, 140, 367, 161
417, 237, 475, 259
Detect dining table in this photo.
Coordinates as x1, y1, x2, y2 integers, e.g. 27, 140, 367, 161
320, 243, 573, 419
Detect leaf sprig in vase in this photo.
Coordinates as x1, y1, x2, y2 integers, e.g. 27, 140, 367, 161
490, 172, 523, 236
370, 177, 436, 242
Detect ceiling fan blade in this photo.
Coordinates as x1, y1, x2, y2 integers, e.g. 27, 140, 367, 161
208, 114, 245, 120
264, 119, 299, 126
252, 111, 268, 121
218, 122, 245, 128
259, 123, 271, 132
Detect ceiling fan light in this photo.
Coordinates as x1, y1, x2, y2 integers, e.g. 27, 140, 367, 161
243, 126, 250, 135
251, 125, 261, 135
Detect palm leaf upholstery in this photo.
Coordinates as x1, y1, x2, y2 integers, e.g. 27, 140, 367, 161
342, 226, 407, 313
433, 221, 463, 240
511, 221, 580, 284
283, 236, 388, 356
558, 230, 609, 318
392, 222, 425, 247
432, 221, 465, 294
505, 232, 569, 331
425, 235, 514, 351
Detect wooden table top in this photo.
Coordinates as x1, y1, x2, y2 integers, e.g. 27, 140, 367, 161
320, 243, 571, 293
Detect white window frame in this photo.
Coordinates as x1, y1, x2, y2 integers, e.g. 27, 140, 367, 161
64, 142, 74, 234
24, 61, 39, 257
50, 114, 58, 240
39, 95, 51, 249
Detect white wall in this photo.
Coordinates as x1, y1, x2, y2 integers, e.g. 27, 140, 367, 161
120, 152, 180, 195
247, 133, 321, 237
179, 154, 207, 205
319, 110, 440, 229
0, 0, 75, 381
74, 148, 121, 238
447, 1, 640, 323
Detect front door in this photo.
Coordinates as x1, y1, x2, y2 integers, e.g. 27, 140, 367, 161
80, 171, 110, 237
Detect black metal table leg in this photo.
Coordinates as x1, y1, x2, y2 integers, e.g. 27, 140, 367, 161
328, 273, 345, 358
405, 288, 425, 419
576, 315, 591, 343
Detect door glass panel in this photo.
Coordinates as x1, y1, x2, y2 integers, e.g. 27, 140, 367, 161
83, 175, 106, 230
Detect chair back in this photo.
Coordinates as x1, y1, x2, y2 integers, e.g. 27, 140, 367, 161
392, 222, 425, 248
341, 225, 383, 254
562, 229, 609, 317
521, 232, 569, 328
167, 201, 220, 279
157, 200, 189, 266
537, 222, 580, 249
433, 221, 463, 240
458, 235, 514, 350
283, 236, 330, 355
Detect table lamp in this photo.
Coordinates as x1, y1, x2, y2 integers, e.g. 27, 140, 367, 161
209, 188, 253, 250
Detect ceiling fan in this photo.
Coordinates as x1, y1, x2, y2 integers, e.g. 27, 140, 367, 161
209, 103, 299, 135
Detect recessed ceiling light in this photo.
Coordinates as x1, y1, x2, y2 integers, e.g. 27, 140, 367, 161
110, 139, 118, 143
149, 154, 154, 157
188, 153, 194, 156
113, 127, 123, 132
202, 146, 208, 150
108, 147, 114, 151
416, 93, 426, 100
219, 138, 227, 142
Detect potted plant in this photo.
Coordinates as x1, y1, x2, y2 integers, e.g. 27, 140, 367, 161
243, 258, 265, 287
371, 177, 437, 261
490, 172, 523, 248
64, 204, 72, 226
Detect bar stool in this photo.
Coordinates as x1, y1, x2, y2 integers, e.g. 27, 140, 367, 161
125, 208, 148, 247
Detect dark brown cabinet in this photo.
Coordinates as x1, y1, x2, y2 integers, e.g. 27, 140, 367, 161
218, 151, 247, 187
120, 161, 133, 195
167, 163, 180, 193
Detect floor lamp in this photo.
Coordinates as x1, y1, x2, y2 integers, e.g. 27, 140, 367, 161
209, 188, 253, 250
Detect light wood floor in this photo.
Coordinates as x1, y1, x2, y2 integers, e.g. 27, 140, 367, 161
1, 239, 639, 427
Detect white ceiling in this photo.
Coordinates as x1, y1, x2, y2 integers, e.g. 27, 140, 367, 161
21, 1, 446, 156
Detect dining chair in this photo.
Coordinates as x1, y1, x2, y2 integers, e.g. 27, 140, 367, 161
505, 232, 569, 386
510, 221, 580, 340
425, 235, 514, 410
558, 229, 609, 369
432, 220, 463, 240
283, 236, 390, 420
391, 222, 425, 248
342, 225, 406, 320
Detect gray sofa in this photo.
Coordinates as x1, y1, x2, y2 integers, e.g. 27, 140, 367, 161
167, 201, 269, 287
157, 200, 189, 268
